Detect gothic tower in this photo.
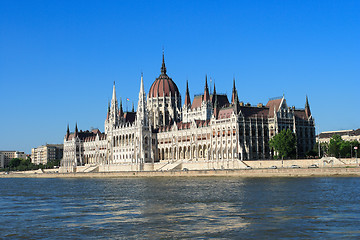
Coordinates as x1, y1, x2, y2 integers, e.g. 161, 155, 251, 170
147, 52, 181, 128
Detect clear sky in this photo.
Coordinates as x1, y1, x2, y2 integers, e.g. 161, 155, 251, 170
1, 0, 359, 154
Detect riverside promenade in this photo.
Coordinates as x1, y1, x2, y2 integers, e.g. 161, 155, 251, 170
2, 157, 359, 178
1, 166, 360, 178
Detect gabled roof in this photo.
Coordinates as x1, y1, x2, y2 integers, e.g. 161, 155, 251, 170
191, 95, 203, 109
211, 94, 229, 108
294, 109, 307, 120
218, 108, 235, 119
266, 97, 284, 117
124, 112, 136, 123
239, 106, 269, 118
67, 129, 105, 142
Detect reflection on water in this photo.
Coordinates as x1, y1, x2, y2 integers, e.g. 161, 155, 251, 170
1, 177, 360, 239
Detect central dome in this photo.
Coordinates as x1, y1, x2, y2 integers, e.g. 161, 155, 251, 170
148, 54, 180, 98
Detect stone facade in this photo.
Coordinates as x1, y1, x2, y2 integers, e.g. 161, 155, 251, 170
317, 129, 360, 143
60, 54, 315, 172
0, 151, 27, 168
31, 144, 63, 165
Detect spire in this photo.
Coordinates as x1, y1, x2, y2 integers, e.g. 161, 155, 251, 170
231, 77, 237, 104
305, 95, 312, 119
119, 98, 123, 117
66, 124, 70, 140
213, 94, 219, 118
140, 72, 144, 93
212, 82, 217, 106
184, 80, 191, 107
106, 101, 110, 120
161, 50, 167, 75
136, 73, 149, 126
203, 75, 210, 102
234, 90, 240, 114
74, 122, 78, 137
112, 81, 116, 101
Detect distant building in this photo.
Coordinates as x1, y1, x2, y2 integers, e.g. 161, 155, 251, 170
317, 129, 360, 143
61, 53, 315, 172
31, 144, 63, 165
0, 151, 27, 168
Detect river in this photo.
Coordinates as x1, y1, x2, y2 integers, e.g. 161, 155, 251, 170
1, 177, 360, 239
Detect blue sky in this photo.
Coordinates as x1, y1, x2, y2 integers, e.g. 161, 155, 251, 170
1, 0, 359, 153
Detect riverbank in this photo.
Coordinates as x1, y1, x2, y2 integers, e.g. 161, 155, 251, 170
1, 166, 360, 178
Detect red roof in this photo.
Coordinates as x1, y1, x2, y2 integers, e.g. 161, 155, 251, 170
239, 106, 269, 118
218, 108, 234, 119
294, 110, 307, 120
191, 95, 203, 109
266, 98, 283, 117
148, 74, 179, 98
191, 94, 229, 109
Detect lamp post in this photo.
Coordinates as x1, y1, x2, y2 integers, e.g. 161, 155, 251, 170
354, 146, 358, 165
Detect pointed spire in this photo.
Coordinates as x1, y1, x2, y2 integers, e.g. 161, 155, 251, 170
74, 122, 78, 137
203, 75, 210, 102
66, 124, 70, 140
213, 94, 219, 118
140, 72, 144, 93
112, 81, 116, 101
211, 82, 217, 106
106, 101, 110, 120
161, 50, 167, 75
132, 102, 135, 112
119, 98, 123, 117
184, 80, 191, 107
305, 95, 311, 119
231, 77, 237, 104
234, 91, 240, 114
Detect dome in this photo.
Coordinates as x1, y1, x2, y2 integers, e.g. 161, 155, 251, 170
148, 54, 180, 98
148, 74, 180, 98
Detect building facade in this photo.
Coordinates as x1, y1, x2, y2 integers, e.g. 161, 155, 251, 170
0, 151, 27, 168
61, 54, 315, 172
31, 144, 64, 165
317, 129, 360, 143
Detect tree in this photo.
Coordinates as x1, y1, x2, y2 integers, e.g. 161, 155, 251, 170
328, 135, 342, 157
269, 129, 297, 159
9, 158, 22, 169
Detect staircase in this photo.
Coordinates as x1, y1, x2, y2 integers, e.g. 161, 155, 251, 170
82, 165, 99, 173
157, 160, 182, 171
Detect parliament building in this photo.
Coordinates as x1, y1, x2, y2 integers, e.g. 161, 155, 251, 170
60, 54, 315, 172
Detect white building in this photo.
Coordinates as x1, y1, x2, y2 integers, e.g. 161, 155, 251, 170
31, 144, 63, 165
60, 54, 315, 172
0, 151, 27, 168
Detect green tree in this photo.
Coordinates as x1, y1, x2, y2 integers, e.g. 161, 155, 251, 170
339, 141, 352, 158
269, 129, 297, 159
9, 158, 22, 169
328, 135, 342, 157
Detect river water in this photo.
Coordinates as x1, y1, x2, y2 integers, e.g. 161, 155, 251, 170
1, 177, 360, 239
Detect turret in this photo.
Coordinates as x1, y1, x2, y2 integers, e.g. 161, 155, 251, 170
161, 50, 167, 75
231, 78, 237, 104
203, 75, 210, 102
184, 80, 191, 107
109, 81, 119, 125
66, 124, 70, 141
211, 82, 217, 106
74, 122, 78, 138
119, 98, 123, 118
136, 73, 149, 126
305, 95, 312, 119
213, 95, 219, 119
